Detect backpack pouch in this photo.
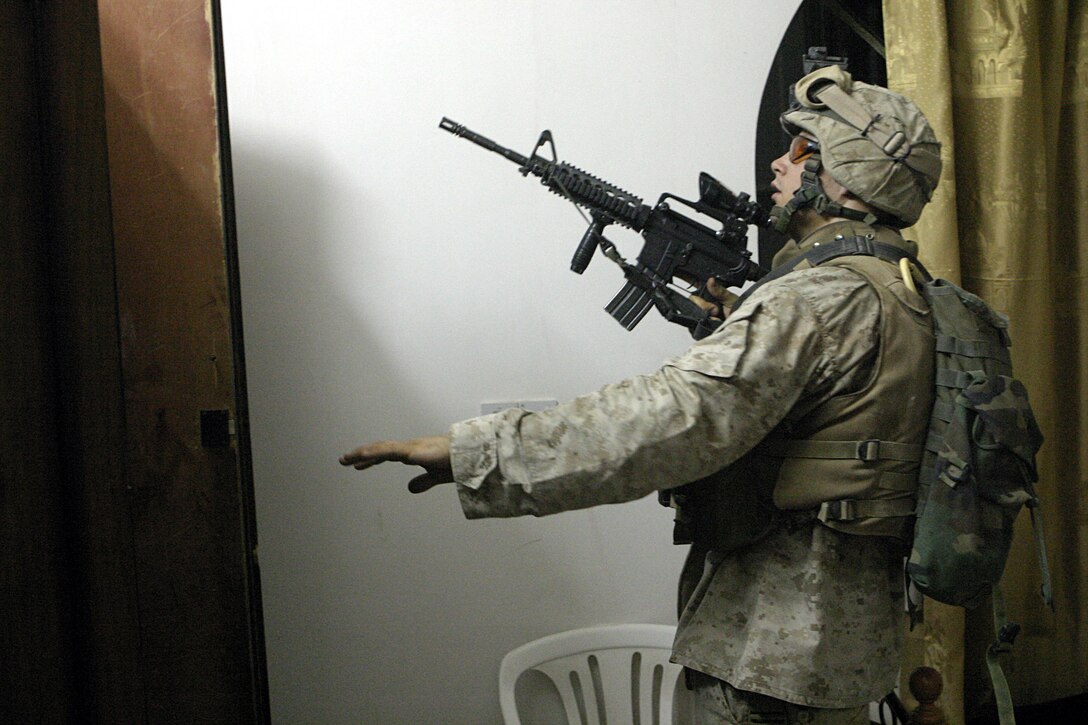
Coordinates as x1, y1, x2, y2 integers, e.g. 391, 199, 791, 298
909, 372, 1043, 607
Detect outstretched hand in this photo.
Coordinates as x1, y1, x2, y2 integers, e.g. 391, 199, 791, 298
339, 435, 453, 493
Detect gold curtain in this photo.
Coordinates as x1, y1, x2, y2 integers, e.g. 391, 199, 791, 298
883, 0, 1088, 722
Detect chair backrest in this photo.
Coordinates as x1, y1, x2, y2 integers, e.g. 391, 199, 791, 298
499, 624, 682, 725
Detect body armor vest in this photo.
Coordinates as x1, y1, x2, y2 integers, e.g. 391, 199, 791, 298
767, 253, 934, 539
674, 233, 935, 548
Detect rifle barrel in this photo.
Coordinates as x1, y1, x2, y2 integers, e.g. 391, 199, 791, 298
439, 117, 529, 167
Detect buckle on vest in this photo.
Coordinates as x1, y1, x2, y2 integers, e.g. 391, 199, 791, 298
856, 439, 881, 462
818, 499, 856, 522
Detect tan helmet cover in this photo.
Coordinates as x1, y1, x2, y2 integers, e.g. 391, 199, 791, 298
781, 67, 942, 227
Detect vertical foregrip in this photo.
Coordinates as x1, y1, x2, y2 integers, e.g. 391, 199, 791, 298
570, 219, 603, 274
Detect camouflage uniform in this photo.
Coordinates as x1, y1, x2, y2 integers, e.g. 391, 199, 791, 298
450, 219, 922, 712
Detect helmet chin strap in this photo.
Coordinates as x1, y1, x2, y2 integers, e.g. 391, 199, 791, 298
770, 153, 878, 234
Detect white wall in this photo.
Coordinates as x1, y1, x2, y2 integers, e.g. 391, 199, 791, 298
220, 2, 802, 722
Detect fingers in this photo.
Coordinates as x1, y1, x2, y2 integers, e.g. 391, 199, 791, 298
338, 440, 410, 469
689, 294, 721, 315
689, 278, 737, 318
706, 278, 739, 306
339, 435, 452, 473
705, 276, 729, 301
339, 441, 451, 493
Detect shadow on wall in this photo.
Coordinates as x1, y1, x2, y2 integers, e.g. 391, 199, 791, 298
230, 134, 686, 722
228, 139, 408, 423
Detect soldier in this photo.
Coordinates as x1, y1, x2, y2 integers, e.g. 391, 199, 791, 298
341, 66, 942, 724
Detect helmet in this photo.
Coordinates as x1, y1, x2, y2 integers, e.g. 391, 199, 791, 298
776, 66, 942, 229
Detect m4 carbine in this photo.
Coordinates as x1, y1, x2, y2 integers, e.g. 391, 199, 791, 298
440, 117, 771, 338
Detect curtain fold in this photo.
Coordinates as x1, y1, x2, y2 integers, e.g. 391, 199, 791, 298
883, 0, 1088, 722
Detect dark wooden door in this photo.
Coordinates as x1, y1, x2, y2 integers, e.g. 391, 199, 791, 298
1, 2, 268, 722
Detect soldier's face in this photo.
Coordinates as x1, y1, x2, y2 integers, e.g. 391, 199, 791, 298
770, 135, 815, 206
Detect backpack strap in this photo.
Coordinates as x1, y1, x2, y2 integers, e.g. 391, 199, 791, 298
935, 335, 1005, 361
934, 368, 979, 390
1028, 498, 1054, 608
987, 585, 1020, 725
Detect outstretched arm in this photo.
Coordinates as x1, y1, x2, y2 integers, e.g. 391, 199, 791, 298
339, 435, 453, 493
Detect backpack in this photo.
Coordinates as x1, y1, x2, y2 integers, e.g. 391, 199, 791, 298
905, 276, 1051, 725
907, 278, 1049, 612
778, 237, 1053, 725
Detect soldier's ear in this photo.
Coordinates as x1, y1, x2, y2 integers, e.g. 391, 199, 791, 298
818, 172, 853, 203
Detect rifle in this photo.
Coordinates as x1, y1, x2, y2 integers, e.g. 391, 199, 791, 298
439, 118, 771, 338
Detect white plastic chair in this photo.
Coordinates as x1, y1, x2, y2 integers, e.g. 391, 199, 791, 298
499, 624, 683, 725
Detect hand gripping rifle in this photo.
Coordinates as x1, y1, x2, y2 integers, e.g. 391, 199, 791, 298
439, 118, 771, 338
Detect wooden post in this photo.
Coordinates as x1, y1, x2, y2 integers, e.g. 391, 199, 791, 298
908, 666, 947, 725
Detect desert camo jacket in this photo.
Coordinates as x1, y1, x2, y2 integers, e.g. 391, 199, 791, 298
449, 220, 913, 708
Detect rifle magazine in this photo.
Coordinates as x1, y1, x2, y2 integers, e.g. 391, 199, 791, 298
605, 280, 655, 331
